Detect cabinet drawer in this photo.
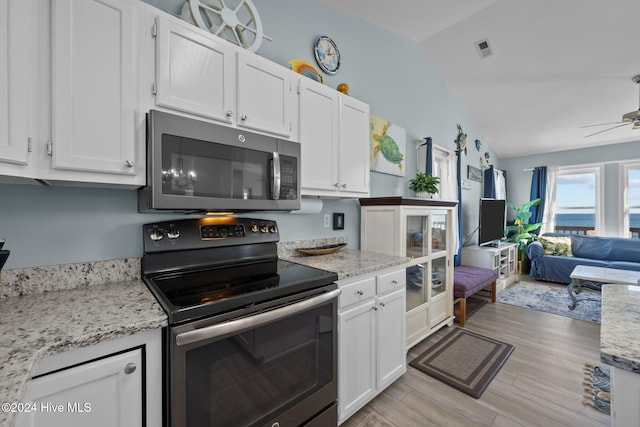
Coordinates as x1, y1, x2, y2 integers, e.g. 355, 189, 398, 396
339, 277, 376, 308
377, 269, 405, 294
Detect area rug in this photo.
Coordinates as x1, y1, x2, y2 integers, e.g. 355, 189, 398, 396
454, 297, 488, 324
409, 328, 514, 398
583, 362, 611, 415
497, 281, 601, 323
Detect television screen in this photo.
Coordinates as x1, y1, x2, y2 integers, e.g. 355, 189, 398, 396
478, 198, 506, 246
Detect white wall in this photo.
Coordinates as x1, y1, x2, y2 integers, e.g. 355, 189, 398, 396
0, 0, 490, 269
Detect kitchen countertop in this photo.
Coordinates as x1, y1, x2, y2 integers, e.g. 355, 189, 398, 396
0, 260, 167, 427
279, 238, 410, 280
600, 284, 640, 373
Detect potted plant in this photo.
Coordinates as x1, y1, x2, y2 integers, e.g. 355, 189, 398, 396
504, 198, 543, 274
409, 172, 440, 198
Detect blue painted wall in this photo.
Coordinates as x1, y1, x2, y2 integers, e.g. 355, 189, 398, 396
0, 0, 489, 269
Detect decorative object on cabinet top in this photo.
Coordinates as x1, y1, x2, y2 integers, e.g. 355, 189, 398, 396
409, 172, 440, 198
179, 0, 271, 52
313, 35, 341, 75
337, 83, 349, 95
359, 197, 457, 207
370, 115, 406, 176
288, 58, 324, 83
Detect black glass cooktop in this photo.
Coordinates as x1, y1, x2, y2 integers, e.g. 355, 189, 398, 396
145, 259, 337, 324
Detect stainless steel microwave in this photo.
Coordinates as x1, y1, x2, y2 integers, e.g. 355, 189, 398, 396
138, 110, 300, 212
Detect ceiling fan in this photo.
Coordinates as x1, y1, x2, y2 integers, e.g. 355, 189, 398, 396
581, 74, 640, 138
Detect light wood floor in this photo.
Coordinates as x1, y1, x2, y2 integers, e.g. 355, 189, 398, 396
341, 301, 609, 427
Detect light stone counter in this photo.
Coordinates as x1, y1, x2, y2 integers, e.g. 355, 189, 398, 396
0, 259, 167, 427
279, 238, 410, 280
600, 284, 640, 372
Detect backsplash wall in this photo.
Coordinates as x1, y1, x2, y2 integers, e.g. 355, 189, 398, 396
0, 0, 489, 269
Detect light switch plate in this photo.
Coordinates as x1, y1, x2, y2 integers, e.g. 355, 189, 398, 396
323, 214, 330, 227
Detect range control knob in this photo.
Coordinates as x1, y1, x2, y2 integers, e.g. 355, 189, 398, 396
268, 225, 277, 233
149, 226, 163, 242
250, 224, 259, 233
167, 225, 180, 239
260, 225, 268, 233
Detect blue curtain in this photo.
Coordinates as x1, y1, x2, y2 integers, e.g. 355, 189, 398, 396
424, 137, 433, 174
454, 147, 462, 266
529, 166, 547, 234
483, 165, 495, 198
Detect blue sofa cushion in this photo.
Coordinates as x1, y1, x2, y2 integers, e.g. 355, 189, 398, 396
608, 261, 640, 272
533, 255, 609, 284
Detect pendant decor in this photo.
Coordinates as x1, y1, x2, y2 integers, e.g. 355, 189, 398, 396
180, 0, 271, 52
454, 124, 467, 155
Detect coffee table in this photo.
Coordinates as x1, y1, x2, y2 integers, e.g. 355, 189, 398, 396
568, 265, 640, 310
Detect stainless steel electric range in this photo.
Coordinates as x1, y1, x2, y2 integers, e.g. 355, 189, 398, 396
141, 217, 339, 427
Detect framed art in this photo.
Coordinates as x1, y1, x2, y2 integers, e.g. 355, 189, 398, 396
468, 165, 483, 182
370, 115, 406, 176
333, 213, 345, 230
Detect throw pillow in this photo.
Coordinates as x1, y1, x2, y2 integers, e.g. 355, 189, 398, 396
539, 236, 573, 256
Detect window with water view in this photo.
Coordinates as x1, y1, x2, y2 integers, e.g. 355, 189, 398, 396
554, 169, 600, 236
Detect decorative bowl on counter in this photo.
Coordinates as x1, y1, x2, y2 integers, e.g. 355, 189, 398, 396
296, 243, 347, 256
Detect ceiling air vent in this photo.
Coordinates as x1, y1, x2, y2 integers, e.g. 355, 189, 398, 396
475, 38, 494, 59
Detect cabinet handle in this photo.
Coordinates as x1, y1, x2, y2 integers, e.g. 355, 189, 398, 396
241, 114, 248, 121
341, 184, 347, 188
356, 290, 364, 296
380, 302, 386, 307
226, 110, 233, 118
124, 363, 137, 375
124, 160, 135, 168
372, 306, 378, 311
334, 182, 340, 188
391, 280, 398, 284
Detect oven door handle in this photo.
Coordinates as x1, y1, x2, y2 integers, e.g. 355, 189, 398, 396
175, 288, 340, 347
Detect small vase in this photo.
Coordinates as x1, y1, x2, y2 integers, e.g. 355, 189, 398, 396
415, 192, 432, 199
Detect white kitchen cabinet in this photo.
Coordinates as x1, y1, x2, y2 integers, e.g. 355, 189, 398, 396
360, 197, 457, 349
299, 79, 370, 197
462, 242, 518, 294
41, 0, 145, 185
15, 329, 161, 427
154, 14, 235, 124
0, 0, 37, 179
152, 13, 297, 140
338, 267, 406, 424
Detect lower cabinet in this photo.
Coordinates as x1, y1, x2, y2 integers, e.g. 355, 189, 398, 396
338, 268, 406, 424
15, 329, 161, 427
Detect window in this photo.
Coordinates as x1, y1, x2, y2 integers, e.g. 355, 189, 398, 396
554, 166, 603, 236
622, 162, 640, 238
416, 143, 455, 200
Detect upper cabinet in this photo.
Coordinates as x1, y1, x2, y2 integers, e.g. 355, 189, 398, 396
153, 15, 297, 140
299, 80, 370, 197
43, 0, 145, 185
0, 0, 37, 179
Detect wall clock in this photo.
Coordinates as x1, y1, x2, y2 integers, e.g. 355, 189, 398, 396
313, 36, 341, 75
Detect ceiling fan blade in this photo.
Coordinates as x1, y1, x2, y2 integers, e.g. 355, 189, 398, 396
579, 121, 625, 128
583, 123, 630, 138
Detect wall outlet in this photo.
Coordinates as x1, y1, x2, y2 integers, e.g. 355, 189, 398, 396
324, 214, 330, 228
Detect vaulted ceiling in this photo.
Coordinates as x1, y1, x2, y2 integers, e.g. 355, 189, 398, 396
319, 0, 640, 159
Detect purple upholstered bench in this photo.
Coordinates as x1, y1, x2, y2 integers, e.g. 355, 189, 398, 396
453, 265, 498, 326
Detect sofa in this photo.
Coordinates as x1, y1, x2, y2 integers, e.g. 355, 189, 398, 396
526, 233, 640, 284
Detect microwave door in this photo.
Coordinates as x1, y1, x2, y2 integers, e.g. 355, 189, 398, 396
271, 152, 281, 200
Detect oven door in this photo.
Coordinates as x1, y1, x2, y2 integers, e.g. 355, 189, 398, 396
169, 288, 340, 427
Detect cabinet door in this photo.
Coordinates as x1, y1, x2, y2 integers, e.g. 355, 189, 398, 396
51, 0, 139, 177
299, 79, 339, 194
376, 288, 406, 390
338, 300, 376, 423
155, 16, 235, 124
338, 95, 369, 195
236, 52, 295, 138
0, 0, 35, 170
15, 349, 142, 427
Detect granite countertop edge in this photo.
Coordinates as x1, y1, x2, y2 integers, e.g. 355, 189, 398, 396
600, 285, 640, 373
